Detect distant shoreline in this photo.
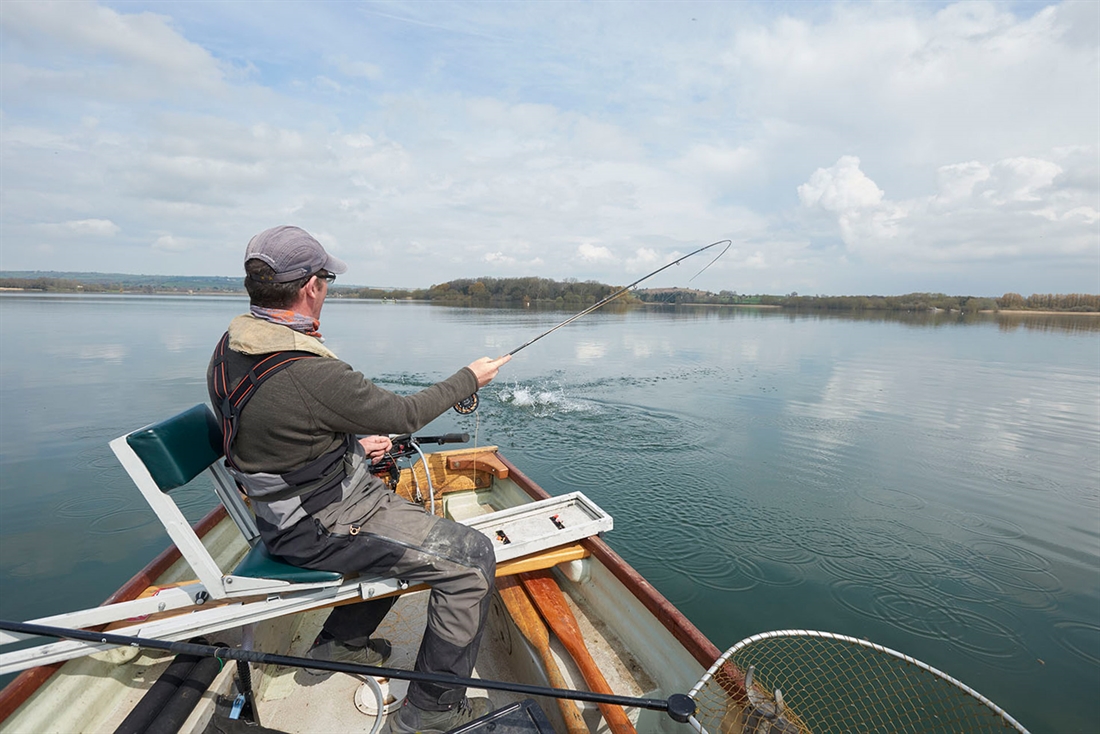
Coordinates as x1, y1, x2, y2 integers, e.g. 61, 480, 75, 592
994, 309, 1100, 316
5, 290, 1100, 315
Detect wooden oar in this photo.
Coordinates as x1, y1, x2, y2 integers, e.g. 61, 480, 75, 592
497, 576, 589, 734
519, 570, 637, 734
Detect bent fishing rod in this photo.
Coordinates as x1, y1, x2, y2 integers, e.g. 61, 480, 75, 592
0, 620, 697, 724
454, 239, 732, 413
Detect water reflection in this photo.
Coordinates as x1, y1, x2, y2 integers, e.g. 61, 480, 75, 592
995, 312, 1100, 335
416, 299, 1100, 334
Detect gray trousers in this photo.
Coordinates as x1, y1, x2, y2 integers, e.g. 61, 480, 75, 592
264, 489, 496, 710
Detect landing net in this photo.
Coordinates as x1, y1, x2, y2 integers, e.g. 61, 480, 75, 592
687, 629, 1029, 734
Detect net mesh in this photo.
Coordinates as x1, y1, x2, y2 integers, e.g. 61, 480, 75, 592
689, 630, 1028, 734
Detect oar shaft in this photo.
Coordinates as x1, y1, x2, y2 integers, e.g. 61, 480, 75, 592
520, 571, 638, 734
498, 578, 589, 734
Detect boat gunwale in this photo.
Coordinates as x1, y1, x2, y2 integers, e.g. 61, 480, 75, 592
0, 506, 229, 723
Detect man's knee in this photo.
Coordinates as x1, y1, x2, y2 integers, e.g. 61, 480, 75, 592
452, 521, 496, 587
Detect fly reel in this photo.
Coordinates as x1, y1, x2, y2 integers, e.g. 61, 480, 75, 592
453, 392, 479, 414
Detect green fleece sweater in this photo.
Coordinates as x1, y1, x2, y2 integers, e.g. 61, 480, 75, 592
207, 314, 478, 475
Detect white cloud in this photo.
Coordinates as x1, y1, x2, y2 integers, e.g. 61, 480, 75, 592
800, 151, 1098, 264
625, 248, 660, 273
64, 219, 120, 236
799, 156, 907, 252
483, 252, 513, 265
578, 243, 614, 263
333, 57, 382, 81
799, 156, 885, 212
152, 235, 189, 252
0, 1, 1095, 294
1, 1, 225, 97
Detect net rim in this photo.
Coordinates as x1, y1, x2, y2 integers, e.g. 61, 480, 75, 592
687, 628, 1030, 734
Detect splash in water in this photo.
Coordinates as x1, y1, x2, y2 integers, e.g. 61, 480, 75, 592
496, 382, 596, 416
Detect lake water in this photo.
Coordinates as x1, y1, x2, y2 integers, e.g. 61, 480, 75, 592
1, 293, 1097, 732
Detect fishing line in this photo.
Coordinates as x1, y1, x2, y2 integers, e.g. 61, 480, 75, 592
455, 239, 732, 414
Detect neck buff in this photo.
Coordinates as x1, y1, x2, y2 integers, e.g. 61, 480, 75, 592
250, 306, 324, 341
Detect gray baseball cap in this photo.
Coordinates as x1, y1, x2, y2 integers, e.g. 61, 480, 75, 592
244, 225, 348, 283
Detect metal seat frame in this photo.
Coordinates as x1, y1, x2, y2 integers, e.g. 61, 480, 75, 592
0, 405, 406, 674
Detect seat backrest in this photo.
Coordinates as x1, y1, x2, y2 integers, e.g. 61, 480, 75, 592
126, 404, 222, 491
112, 404, 338, 599
112, 404, 262, 598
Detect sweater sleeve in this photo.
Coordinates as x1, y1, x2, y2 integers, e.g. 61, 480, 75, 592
288, 358, 479, 436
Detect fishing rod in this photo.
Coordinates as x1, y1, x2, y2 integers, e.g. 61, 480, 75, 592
454, 239, 732, 413
0, 620, 697, 724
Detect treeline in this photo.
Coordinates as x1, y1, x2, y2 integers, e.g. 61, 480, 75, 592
996, 293, 1100, 312
634, 290, 999, 311
635, 289, 767, 305
3, 272, 1096, 313
356, 277, 637, 307
783, 293, 999, 312
0, 274, 242, 293
636, 289, 1099, 312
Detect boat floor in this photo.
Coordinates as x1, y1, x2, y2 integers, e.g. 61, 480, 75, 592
193, 579, 653, 734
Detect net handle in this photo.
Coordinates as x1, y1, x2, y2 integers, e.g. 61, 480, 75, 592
687, 629, 1030, 734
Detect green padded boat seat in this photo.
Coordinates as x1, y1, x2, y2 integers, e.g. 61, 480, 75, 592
233, 543, 343, 583
127, 405, 223, 491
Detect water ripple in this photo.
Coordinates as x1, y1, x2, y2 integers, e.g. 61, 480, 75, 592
54, 494, 131, 519
971, 539, 1053, 573
88, 510, 155, 534
830, 581, 1028, 665
854, 486, 928, 511
942, 510, 1028, 539
1051, 620, 1100, 666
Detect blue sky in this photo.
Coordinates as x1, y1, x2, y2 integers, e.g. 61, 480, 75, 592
2, 1, 1097, 295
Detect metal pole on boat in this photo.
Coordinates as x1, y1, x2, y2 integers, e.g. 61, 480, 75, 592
0, 620, 699, 725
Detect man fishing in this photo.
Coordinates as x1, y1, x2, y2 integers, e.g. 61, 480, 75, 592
207, 225, 510, 733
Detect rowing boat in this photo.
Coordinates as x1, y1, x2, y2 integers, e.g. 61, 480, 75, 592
0, 422, 718, 734
0, 410, 1031, 734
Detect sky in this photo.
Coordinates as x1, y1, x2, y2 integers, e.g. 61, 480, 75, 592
1, 1, 1097, 296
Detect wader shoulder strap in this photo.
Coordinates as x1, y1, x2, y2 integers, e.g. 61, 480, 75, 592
210, 331, 316, 470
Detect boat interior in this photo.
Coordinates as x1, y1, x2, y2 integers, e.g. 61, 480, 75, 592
0, 405, 713, 734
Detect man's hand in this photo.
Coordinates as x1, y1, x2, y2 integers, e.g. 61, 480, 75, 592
467, 355, 511, 387
359, 435, 393, 463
